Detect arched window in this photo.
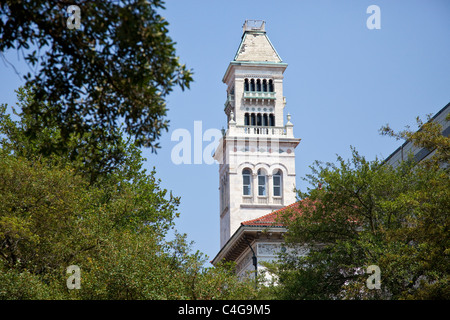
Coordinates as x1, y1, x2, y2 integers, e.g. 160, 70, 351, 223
262, 79, 267, 92
251, 113, 256, 126
244, 113, 250, 126
256, 113, 262, 126
273, 170, 282, 197
244, 78, 249, 91
263, 114, 268, 126
268, 79, 274, 92
250, 79, 256, 91
243, 169, 252, 196
258, 169, 267, 196
269, 114, 275, 126
256, 79, 261, 92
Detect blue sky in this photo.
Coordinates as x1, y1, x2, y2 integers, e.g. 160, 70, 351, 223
1, 0, 449, 262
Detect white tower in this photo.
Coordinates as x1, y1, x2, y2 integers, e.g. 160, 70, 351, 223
214, 20, 301, 248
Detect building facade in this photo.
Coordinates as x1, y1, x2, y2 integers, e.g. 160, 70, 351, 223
212, 20, 301, 278
213, 20, 301, 249
384, 102, 449, 168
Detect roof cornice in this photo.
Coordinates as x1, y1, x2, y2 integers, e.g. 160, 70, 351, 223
222, 61, 288, 84
211, 225, 287, 266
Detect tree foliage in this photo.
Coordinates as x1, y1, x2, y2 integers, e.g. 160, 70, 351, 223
1, 86, 164, 183
0, 0, 193, 155
272, 117, 449, 300
380, 113, 450, 166
0, 89, 255, 300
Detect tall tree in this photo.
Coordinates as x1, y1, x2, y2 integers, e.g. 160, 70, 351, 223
0, 86, 133, 183
0, 89, 256, 300
273, 116, 449, 300
0, 0, 193, 155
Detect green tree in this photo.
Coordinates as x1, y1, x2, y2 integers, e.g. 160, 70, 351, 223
273, 116, 449, 300
380, 113, 450, 166
0, 0, 193, 156
0, 89, 255, 300
1, 86, 149, 183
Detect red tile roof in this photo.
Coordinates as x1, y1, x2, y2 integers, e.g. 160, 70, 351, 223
241, 201, 302, 227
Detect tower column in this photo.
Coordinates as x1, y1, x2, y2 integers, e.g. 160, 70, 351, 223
267, 174, 273, 204
252, 172, 257, 201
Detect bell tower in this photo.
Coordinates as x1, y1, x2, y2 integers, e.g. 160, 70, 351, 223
214, 20, 301, 248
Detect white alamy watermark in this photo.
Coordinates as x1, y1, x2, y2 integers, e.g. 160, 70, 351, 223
171, 121, 221, 165
170, 121, 284, 166
67, 5, 81, 30
66, 265, 81, 290
366, 265, 381, 289
366, 5, 381, 30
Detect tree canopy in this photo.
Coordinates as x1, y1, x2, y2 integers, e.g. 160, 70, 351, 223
0, 0, 193, 155
0, 88, 255, 300
270, 117, 449, 300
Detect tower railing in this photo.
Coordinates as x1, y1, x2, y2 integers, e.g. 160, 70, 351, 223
238, 125, 287, 136
243, 91, 276, 100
